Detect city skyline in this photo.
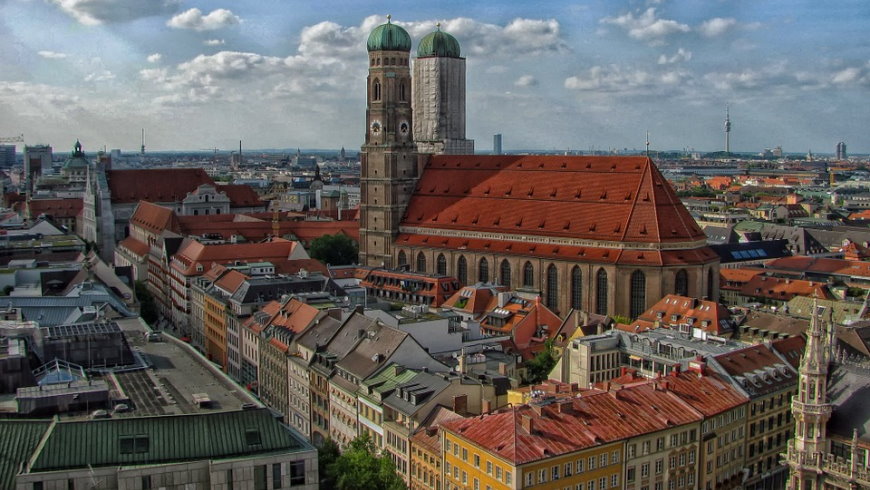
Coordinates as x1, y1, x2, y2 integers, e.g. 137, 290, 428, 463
0, 0, 867, 153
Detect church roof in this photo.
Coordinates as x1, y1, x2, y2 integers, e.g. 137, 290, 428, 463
400, 155, 706, 248
367, 19, 412, 52
106, 168, 214, 204
417, 28, 461, 58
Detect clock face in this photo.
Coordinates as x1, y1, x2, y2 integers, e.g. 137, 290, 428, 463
399, 121, 409, 135
370, 120, 381, 135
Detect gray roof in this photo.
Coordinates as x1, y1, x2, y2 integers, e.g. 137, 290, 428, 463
382, 371, 452, 416
0, 290, 135, 327
335, 325, 408, 380
828, 362, 870, 443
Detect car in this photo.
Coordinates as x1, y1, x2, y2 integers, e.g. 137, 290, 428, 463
90, 409, 110, 419
146, 332, 163, 342
241, 402, 258, 410
113, 403, 130, 413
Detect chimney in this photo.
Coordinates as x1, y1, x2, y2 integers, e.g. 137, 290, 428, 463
497, 292, 510, 308
555, 399, 573, 414
597, 321, 604, 335
458, 347, 467, 375
482, 399, 492, 414
520, 414, 535, 434
498, 362, 508, 375
581, 310, 590, 326
452, 394, 468, 415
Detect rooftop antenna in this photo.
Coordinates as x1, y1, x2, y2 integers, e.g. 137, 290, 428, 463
724, 104, 731, 155
140, 128, 145, 156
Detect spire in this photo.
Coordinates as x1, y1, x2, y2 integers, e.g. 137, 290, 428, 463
802, 297, 828, 372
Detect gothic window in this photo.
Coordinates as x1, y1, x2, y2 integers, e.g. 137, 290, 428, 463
523, 262, 534, 287
436, 254, 447, 275
478, 258, 489, 283
397, 250, 407, 267
457, 256, 468, 285
546, 265, 558, 311
596, 269, 608, 315
500, 260, 511, 286
372, 79, 381, 101
416, 252, 426, 273
707, 269, 714, 299
675, 269, 688, 297
630, 270, 646, 319
571, 266, 582, 310
400, 83, 406, 101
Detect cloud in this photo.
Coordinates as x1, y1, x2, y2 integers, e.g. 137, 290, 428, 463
698, 17, 738, 37
85, 70, 115, 82
167, 8, 240, 32
565, 65, 655, 92
514, 75, 538, 87
205, 39, 225, 46
147, 53, 162, 63
600, 8, 689, 45
49, 0, 179, 26
657, 48, 692, 64
38, 50, 67, 59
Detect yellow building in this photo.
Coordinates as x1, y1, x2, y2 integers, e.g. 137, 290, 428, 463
203, 291, 228, 368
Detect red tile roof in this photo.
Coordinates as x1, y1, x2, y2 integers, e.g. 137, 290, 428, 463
739, 275, 831, 302
713, 344, 798, 396
129, 201, 180, 235
630, 294, 732, 335
764, 256, 870, 280
107, 168, 213, 204
402, 156, 705, 245
171, 238, 326, 276
218, 184, 266, 208
214, 269, 250, 294
28, 198, 83, 218
117, 236, 149, 258
442, 284, 505, 316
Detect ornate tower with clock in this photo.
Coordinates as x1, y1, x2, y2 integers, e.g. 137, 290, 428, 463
359, 17, 419, 268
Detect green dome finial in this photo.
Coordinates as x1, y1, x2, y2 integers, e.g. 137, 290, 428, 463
367, 16, 411, 52
417, 25, 461, 58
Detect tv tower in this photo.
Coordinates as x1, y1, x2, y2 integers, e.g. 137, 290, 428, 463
140, 128, 145, 156
724, 105, 731, 155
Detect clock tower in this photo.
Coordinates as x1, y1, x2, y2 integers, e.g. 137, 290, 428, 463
359, 17, 418, 268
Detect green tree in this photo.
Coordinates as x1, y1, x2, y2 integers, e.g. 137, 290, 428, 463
317, 438, 341, 488
134, 280, 158, 325
327, 434, 406, 490
524, 339, 557, 385
308, 233, 358, 266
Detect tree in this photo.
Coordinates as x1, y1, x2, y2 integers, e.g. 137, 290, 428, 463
317, 438, 341, 488
524, 339, 557, 385
135, 280, 158, 325
326, 434, 406, 490
308, 233, 358, 266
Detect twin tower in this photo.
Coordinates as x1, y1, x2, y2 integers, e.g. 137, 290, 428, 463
359, 18, 473, 267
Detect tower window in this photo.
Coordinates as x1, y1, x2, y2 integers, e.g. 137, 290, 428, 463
500, 260, 511, 286
571, 266, 582, 310
417, 252, 426, 273
478, 258, 489, 283
437, 254, 447, 275
596, 269, 608, 315
546, 265, 558, 311
457, 256, 468, 285
398, 251, 407, 267
675, 269, 688, 296
400, 83, 406, 101
630, 270, 646, 319
372, 79, 381, 101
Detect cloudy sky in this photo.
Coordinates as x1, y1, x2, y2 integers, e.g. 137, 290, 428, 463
0, 0, 867, 154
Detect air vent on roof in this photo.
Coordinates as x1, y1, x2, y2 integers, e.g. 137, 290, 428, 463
614, 224, 621, 233
600, 191, 607, 200
563, 221, 570, 230
538, 220, 545, 229
527, 187, 534, 197
575, 189, 582, 198
586, 163, 592, 169
516, 217, 523, 227
589, 223, 596, 232
493, 217, 500, 225
505, 186, 512, 196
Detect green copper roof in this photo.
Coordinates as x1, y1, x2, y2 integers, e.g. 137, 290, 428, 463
367, 18, 411, 52
417, 27, 461, 58
0, 420, 51, 489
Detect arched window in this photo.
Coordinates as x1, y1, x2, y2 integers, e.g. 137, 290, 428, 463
546, 265, 558, 311
436, 254, 447, 276
675, 269, 688, 297
416, 252, 426, 273
596, 269, 608, 315
571, 266, 582, 310
500, 260, 511, 286
707, 269, 715, 299
478, 258, 489, 283
397, 250, 407, 267
400, 83, 406, 101
372, 79, 381, 101
457, 256, 468, 285
523, 262, 534, 287
630, 270, 646, 319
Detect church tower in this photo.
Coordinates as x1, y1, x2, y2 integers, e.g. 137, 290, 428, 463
413, 25, 473, 155
786, 300, 834, 489
359, 17, 418, 267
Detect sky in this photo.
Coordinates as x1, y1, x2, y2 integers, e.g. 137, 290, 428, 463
0, 0, 868, 154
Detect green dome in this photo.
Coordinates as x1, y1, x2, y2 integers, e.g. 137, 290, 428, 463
417, 28, 461, 58
367, 18, 412, 52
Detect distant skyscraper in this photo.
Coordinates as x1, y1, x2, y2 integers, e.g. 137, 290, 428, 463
0, 145, 15, 168
724, 105, 731, 154
24, 145, 52, 192
836, 141, 847, 160
493, 134, 502, 155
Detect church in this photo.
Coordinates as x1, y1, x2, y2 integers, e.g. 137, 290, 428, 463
358, 18, 719, 319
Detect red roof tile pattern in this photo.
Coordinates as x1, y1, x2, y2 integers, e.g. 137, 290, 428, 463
764, 255, 870, 280
129, 201, 181, 235
218, 184, 265, 208
402, 155, 705, 245
739, 275, 831, 302
28, 198, 83, 219
117, 236, 149, 258
171, 238, 326, 276
630, 294, 732, 335
719, 268, 763, 290
602, 370, 748, 417
214, 269, 249, 294
713, 344, 798, 396
107, 168, 213, 204
442, 284, 505, 316
443, 378, 714, 465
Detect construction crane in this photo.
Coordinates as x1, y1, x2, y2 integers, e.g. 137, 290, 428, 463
0, 134, 24, 144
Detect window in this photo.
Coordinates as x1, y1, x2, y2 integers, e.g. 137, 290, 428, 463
119, 435, 150, 454
255, 465, 267, 490
526, 471, 533, 486
576, 458, 584, 473
496, 466, 501, 479
273, 463, 282, 489
599, 477, 607, 490
565, 463, 573, 477
500, 260, 511, 286
599, 454, 607, 467
462, 448, 468, 461
506, 471, 512, 485
437, 254, 447, 275
627, 467, 636, 482
596, 269, 608, 315
457, 256, 468, 284
630, 270, 646, 319
552, 465, 560, 480
417, 252, 426, 273
141, 476, 151, 490
707, 269, 714, 299
539, 468, 547, 483
523, 262, 534, 287
611, 451, 619, 464
400, 82, 406, 101
546, 264, 558, 310
397, 250, 407, 267
641, 463, 649, 477
479, 258, 490, 283
675, 269, 688, 296
373, 79, 381, 101
611, 474, 619, 487
655, 459, 663, 474
588, 456, 596, 470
